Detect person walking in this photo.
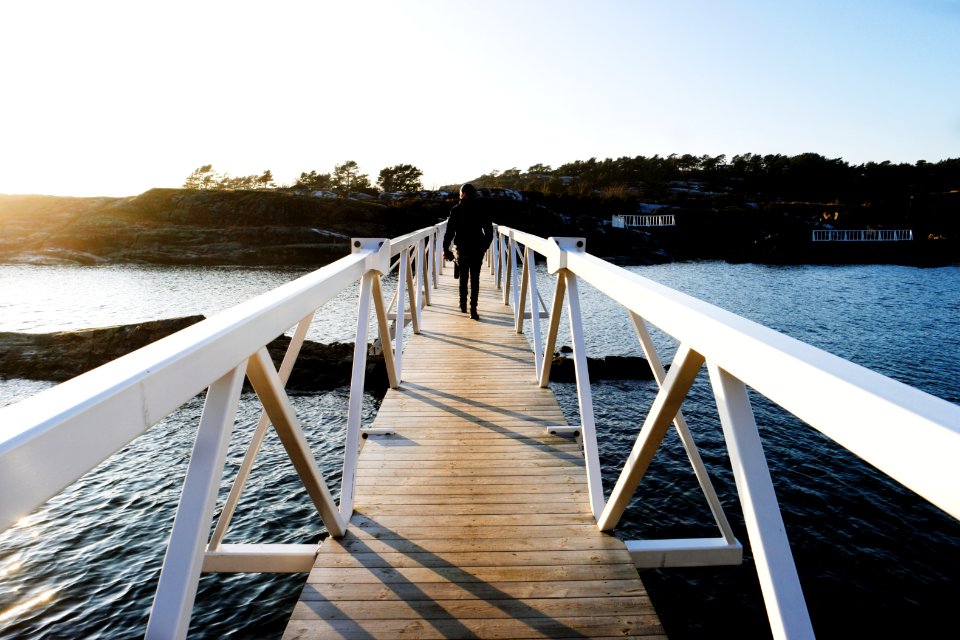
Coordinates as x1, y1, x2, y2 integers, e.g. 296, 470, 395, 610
443, 183, 492, 320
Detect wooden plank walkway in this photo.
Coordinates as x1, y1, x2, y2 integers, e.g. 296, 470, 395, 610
283, 262, 666, 639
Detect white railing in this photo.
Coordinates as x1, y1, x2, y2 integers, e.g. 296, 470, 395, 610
5, 219, 957, 639
613, 213, 676, 228
0, 221, 446, 639
812, 229, 913, 242
490, 225, 960, 640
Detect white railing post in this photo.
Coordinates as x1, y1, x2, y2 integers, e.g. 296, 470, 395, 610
394, 251, 407, 377
404, 248, 421, 335
527, 250, 544, 377
502, 235, 513, 305
416, 237, 428, 310
516, 244, 529, 333
562, 271, 605, 522
429, 228, 439, 288
510, 233, 521, 312
708, 363, 814, 639
146, 364, 247, 640
340, 269, 376, 520
499, 233, 509, 292
491, 225, 500, 278
435, 227, 445, 278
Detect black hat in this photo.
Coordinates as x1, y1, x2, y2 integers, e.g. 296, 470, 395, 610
460, 183, 477, 197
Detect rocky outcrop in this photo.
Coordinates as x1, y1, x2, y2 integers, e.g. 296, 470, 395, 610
0, 190, 448, 267
0, 317, 388, 395
548, 352, 657, 382
0, 316, 206, 382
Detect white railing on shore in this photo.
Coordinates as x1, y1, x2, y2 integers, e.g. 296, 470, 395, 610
612, 213, 676, 228
0, 221, 446, 639
812, 229, 913, 242
491, 225, 960, 640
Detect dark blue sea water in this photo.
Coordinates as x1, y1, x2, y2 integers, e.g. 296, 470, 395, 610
1, 262, 958, 638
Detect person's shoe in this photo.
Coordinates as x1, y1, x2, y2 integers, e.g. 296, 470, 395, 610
460, 302, 467, 313
470, 309, 480, 321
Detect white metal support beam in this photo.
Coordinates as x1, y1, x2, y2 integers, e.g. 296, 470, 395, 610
562, 271, 605, 522
146, 364, 247, 640
516, 244, 529, 333
341, 270, 376, 520
708, 363, 814, 639
394, 251, 407, 376
404, 248, 421, 335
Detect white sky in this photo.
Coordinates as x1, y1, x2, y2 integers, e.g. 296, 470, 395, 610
1, 0, 958, 196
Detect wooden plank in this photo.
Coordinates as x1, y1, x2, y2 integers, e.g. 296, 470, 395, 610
311, 549, 633, 569
323, 535, 627, 554
299, 579, 648, 601
355, 476, 587, 487
356, 460, 583, 470
307, 563, 645, 584
356, 502, 588, 516
282, 265, 665, 639
348, 523, 604, 541
347, 513, 597, 527
290, 596, 656, 619
354, 467, 584, 479
282, 616, 665, 639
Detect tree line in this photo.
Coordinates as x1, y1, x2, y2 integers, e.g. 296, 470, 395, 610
183, 153, 960, 207
466, 153, 960, 204
183, 161, 423, 196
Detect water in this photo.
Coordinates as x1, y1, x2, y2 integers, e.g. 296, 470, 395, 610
1, 262, 959, 638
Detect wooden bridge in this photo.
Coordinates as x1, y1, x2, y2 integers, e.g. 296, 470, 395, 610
3, 222, 958, 639
284, 265, 664, 638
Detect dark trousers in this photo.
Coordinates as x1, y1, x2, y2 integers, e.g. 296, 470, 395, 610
456, 248, 484, 311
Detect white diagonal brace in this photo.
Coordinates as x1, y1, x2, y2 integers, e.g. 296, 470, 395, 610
538, 270, 567, 387
372, 274, 399, 389
207, 312, 315, 551
598, 344, 705, 531
630, 311, 737, 544
245, 348, 345, 538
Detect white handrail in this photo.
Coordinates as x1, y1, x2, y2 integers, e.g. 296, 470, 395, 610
0, 222, 448, 639
493, 224, 960, 639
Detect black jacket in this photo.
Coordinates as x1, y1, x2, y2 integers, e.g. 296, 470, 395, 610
443, 198, 493, 254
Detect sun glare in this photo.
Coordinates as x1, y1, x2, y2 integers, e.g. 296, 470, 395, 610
0, 588, 58, 624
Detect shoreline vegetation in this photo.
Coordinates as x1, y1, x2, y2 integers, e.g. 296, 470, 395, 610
1, 153, 957, 267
